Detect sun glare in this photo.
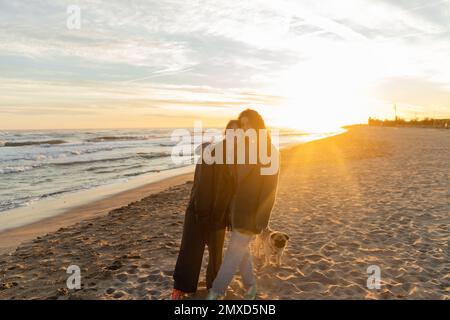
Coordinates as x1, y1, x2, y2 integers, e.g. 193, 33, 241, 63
266, 44, 375, 133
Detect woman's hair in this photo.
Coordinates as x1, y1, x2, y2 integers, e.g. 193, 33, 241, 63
225, 119, 240, 130
238, 109, 266, 130
223, 120, 239, 164
237, 109, 272, 162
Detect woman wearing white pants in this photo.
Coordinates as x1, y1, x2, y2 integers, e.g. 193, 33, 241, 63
207, 109, 279, 300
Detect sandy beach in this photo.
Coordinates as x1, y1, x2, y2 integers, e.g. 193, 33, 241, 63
0, 126, 448, 300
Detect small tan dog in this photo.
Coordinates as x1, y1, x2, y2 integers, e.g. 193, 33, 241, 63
254, 227, 289, 266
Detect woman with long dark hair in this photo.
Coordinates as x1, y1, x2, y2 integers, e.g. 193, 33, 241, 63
172, 120, 240, 299
207, 109, 279, 300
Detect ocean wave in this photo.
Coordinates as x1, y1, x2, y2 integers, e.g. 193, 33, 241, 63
88, 163, 144, 174
66, 145, 128, 156
39, 190, 68, 199
85, 164, 127, 172
1, 151, 172, 172
1, 140, 67, 147
85, 136, 155, 143
123, 169, 161, 177
137, 151, 171, 159
158, 142, 177, 147
0, 166, 34, 174
50, 152, 171, 167
50, 155, 134, 166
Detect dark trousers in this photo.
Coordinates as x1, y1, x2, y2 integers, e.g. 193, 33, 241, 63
173, 208, 225, 293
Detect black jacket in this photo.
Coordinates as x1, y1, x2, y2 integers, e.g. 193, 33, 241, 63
187, 142, 235, 231
230, 145, 279, 234
211, 162, 235, 230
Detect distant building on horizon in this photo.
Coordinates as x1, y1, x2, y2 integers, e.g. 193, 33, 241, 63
368, 117, 449, 129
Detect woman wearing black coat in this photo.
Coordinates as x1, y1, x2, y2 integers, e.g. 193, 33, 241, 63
172, 120, 239, 299
207, 109, 279, 300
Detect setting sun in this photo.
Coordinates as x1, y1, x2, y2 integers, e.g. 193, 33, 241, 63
263, 55, 373, 132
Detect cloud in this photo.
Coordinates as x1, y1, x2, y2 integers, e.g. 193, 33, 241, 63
0, 78, 282, 112
0, 0, 449, 128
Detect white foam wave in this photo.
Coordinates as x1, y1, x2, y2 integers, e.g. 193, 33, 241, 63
0, 166, 34, 174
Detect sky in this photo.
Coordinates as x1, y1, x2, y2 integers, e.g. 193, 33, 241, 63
0, 0, 449, 130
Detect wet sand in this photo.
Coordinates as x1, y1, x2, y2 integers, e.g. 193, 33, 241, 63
0, 126, 448, 299
0, 173, 193, 255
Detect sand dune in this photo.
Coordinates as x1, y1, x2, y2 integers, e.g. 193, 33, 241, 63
0, 127, 449, 299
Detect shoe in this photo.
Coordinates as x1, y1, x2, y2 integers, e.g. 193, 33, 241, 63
206, 290, 220, 300
171, 289, 188, 300
244, 285, 257, 300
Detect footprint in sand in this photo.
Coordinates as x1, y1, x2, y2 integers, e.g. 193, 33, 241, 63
106, 260, 123, 271
127, 267, 139, 275
112, 291, 125, 299
106, 288, 115, 295
116, 273, 128, 282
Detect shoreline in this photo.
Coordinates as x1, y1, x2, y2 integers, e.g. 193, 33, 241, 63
0, 131, 344, 254
0, 165, 195, 234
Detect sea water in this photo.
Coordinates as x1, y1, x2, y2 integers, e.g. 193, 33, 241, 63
0, 128, 339, 213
